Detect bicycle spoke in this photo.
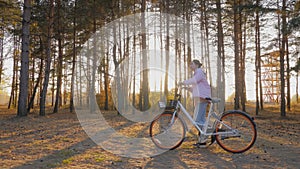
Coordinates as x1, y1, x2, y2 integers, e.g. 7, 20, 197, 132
150, 112, 185, 150
215, 112, 257, 153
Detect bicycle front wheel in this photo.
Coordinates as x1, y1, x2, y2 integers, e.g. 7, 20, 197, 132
215, 111, 257, 153
149, 112, 186, 150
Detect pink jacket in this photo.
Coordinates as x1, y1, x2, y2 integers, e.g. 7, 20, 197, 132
183, 68, 211, 98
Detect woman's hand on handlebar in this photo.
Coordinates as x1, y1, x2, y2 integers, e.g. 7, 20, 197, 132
177, 81, 184, 86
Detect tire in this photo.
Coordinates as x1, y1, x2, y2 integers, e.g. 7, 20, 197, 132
149, 112, 186, 150
215, 111, 257, 153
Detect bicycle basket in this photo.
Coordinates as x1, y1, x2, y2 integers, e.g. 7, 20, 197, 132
158, 101, 166, 108
167, 100, 178, 107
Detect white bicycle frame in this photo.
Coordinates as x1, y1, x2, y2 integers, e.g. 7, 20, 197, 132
169, 99, 237, 137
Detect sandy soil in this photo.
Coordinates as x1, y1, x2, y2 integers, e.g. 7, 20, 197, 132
0, 104, 299, 169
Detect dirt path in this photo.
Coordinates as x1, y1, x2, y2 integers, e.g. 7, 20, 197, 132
0, 105, 299, 168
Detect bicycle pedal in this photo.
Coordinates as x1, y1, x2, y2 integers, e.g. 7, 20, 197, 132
193, 142, 207, 148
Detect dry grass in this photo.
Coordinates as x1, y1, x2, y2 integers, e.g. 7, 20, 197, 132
0, 103, 299, 168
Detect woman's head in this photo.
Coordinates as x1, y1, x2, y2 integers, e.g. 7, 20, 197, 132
189, 59, 202, 70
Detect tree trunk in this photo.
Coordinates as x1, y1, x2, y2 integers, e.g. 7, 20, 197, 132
286, 39, 290, 111
54, 0, 63, 113
159, 9, 164, 101
164, 0, 170, 98
280, 0, 287, 116
70, 0, 77, 113
141, 0, 149, 111
27, 58, 43, 113
233, 0, 241, 110
185, 1, 191, 68
78, 46, 83, 106
216, 0, 226, 112
203, 0, 212, 85
18, 0, 31, 117
28, 51, 35, 109
241, 14, 246, 112
0, 35, 3, 83
51, 53, 55, 106
104, 53, 109, 110
40, 0, 54, 116
89, 0, 97, 113
255, 0, 260, 115
8, 39, 17, 109
296, 69, 299, 103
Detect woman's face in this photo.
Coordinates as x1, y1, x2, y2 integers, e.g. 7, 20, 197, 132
189, 62, 198, 70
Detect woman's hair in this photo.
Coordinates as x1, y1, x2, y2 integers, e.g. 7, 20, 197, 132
192, 59, 202, 68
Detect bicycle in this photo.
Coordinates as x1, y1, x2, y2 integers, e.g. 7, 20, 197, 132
149, 86, 257, 153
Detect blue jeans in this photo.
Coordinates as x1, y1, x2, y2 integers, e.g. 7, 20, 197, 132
194, 101, 208, 127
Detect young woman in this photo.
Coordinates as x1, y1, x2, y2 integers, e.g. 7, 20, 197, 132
179, 59, 211, 147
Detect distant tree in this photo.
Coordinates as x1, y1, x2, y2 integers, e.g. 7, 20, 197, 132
291, 58, 300, 72
287, 0, 300, 32
0, 1, 21, 85
291, 57, 300, 103
8, 35, 19, 109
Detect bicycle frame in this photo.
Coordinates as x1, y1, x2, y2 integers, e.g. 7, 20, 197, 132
171, 99, 237, 137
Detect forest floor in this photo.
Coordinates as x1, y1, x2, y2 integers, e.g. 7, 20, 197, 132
0, 103, 299, 169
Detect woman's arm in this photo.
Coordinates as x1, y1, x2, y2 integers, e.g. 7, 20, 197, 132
183, 69, 205, 85
182, 86, 192, 92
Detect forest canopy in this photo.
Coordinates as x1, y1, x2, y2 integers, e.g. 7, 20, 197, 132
0, 0, 299, 117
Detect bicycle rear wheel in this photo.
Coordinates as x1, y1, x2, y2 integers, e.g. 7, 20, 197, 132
215, 111, 257, 153
150, 112, 186, 150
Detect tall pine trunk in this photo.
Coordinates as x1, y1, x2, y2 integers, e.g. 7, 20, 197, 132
40, 0, 54, 116
216, 0, 226, 112
8, 36, 18, 109
286, 40, 290, 111
255, 0, 262, 114
280, 0, 287, 116
0, 35, 3, 83
164, 0, 170, 98
296, 69, 299, 103
18, 0, 31, 117
70, 0, 77, 113
233, 0, 241, 110
54, 0, 63, 113
27, 58, 43, 113
141, 0, 149, 111
240, 14, 246, 112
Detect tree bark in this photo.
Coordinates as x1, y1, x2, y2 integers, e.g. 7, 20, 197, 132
18, 0, 31, 117
286, 39, 290, 111
233, 0, 241, 110
54, 0, 63, 113
40, 0, 54, 116
255, 0, 261, 115
297, 68, 299, 103
8, 37, 18, 109
89, 0, 97, 113
27, 58, 43, 113
241, 14, 247, 112
0, 35, 3, 83
280, 0, 287, 116
70, 0, 77, 113
216, 0, 226, 112
164, 0, 170, 98
141, 0, 149, 111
